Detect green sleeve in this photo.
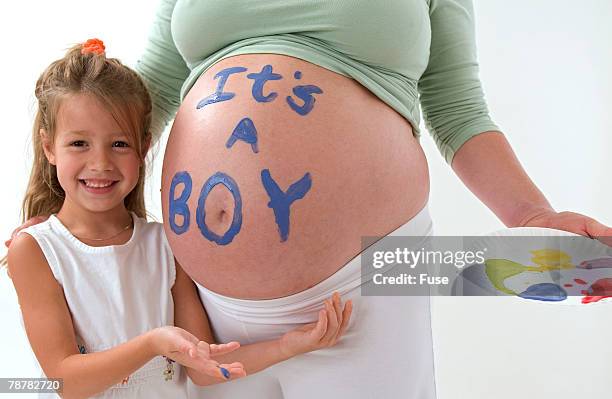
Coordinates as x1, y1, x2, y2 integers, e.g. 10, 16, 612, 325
136, 0, 190, 143
418, 0, 500, 164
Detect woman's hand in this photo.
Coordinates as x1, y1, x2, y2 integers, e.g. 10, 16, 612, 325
520, 210, 612, 247
5, 216, 49, 248
279, 292, 353, 357
149, 326, 246, 380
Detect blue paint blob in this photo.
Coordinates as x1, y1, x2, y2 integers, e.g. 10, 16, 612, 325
220, 367, 230, 379
261, 169, 312, 242
519, 283, 568, 302
197, 66, 247, 109
195, 172, 242, 245
226, 117, 259, 153
294, 71, 302, 80
246, 64, 282, 103
286, 85, 323, 116
169, 171, 192, 235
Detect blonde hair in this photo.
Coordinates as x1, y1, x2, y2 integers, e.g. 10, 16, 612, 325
2, 42, 152, 267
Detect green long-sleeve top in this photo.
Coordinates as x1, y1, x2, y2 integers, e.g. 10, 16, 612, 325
137, 0, 500, 164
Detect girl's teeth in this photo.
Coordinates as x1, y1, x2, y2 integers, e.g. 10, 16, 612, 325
84, 180, 113, 188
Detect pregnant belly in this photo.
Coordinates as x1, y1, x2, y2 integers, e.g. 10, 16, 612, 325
161, 54, 429, 299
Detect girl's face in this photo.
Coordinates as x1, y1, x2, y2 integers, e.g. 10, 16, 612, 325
42, 93, 142, 215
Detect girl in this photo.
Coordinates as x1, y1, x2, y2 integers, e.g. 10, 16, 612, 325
6, 39, 352, 399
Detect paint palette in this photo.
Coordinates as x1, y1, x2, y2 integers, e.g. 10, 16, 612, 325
452, 227, 612, 305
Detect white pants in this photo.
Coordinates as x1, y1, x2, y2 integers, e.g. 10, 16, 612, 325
190, 204, 437, 399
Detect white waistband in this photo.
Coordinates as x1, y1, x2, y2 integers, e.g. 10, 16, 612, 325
196, 204, 433, 319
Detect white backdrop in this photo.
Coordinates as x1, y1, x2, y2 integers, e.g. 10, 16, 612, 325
0, 1, 610, 398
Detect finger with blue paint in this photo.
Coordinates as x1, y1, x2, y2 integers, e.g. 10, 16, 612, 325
196, 341, 246, 380
219, 366, 230, 379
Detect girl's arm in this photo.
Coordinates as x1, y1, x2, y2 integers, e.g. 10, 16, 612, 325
7, 234, 223, 399
172, 260, 352, 386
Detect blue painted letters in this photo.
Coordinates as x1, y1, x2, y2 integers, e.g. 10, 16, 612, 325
169, 171, 192, 235
286, 85, 323, 116
197, 66, 247, 109
261, 169, 312, 242
173, 64, 323, 246
196, 172, 243, 245
226, 117, 259, 153
247, 65, 282, 103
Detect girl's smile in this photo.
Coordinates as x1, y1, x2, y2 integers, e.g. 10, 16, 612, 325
79, 179, 120, 195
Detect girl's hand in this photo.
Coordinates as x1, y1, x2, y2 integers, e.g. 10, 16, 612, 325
5, 216, 49, 248
521, 210, 612, 247
150, 326, 246, 380
279, 292, 353, 357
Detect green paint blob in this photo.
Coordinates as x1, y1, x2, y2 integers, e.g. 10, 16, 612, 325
484, 259, 530, 295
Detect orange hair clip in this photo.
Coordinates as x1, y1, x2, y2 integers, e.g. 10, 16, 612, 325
81, 38, 106, 55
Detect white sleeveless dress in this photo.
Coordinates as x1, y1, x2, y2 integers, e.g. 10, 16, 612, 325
22, 213, 188, 398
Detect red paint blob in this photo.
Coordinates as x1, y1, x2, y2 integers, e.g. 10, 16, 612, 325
574, 278, 587, 285
583, 296, 606, 304
563, 284, 573, 288
582, 278, 612, 304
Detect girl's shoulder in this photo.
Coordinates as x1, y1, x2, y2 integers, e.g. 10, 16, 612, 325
7, 230, 53, 284
16, 218, 59, 265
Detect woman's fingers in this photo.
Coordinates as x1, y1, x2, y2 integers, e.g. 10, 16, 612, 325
312, 309, 328, 341
334, 300, 353, 343
5, 216, 49, 248
326, 294, 343, 344
584, 218, 612, 247
331, 292, 343, 328
321, 293, 353, 346
321, 299, 339, 344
